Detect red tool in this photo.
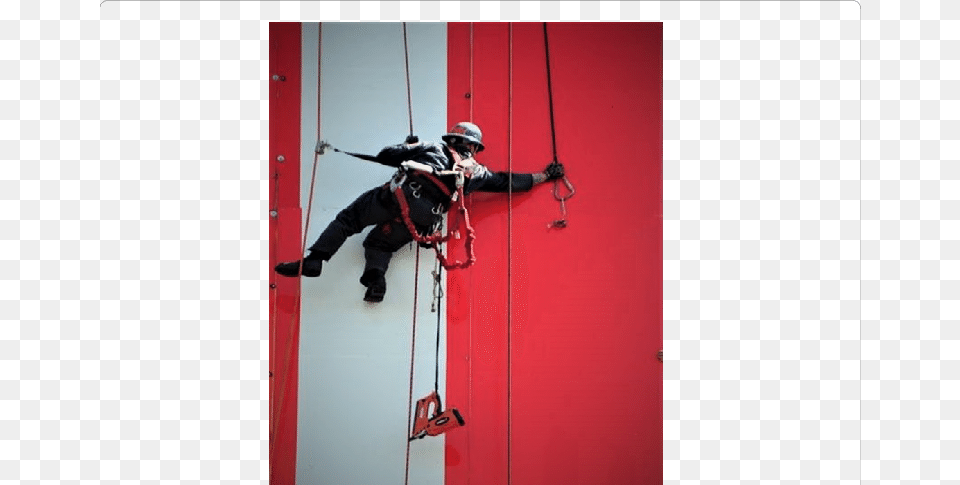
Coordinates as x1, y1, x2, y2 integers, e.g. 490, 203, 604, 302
409, 391, 465, 441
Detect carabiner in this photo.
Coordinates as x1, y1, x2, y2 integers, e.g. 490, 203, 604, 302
553, 176, 575, 201
315, 140, 331, 155
548, 176, 574, 229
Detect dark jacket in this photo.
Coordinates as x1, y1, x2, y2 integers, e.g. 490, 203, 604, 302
375, 142, 535, 196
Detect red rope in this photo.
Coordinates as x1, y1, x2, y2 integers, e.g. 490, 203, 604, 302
270, 23, 322, 468
393, 184, 476, 270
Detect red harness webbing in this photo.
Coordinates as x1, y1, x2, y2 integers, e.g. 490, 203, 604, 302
414, 171, 452, 198
393, 182, 476, 270
394, 148, 477, 270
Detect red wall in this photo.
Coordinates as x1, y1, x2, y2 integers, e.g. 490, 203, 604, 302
268, 22, 302, 485
445, 22, 663, 485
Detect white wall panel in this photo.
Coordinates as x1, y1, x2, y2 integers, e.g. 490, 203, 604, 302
297, 22, 448, 485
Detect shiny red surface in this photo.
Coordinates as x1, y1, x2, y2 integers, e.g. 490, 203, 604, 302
446, 22, 663, 485
268, 22, 302, 485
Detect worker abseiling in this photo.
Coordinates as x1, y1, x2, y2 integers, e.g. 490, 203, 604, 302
274, 121, 566, 302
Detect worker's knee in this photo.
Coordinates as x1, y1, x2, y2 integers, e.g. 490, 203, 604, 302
363, 221, 412, 254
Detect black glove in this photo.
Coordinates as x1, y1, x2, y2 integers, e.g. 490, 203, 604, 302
544, 161, 565, 180
405, 135, 419, 144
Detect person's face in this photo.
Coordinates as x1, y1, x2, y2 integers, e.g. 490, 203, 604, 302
453, 139, 479, 156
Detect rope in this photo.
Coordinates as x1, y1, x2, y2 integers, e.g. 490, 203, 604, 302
328, 146, 379, 162
268, 165, 279, 437
433, 263, 443, 394
392, 183, 476, 270
466, 23, 475, 464
269, 23, 322, 466
469, 23, 475, 121
403, 246, 422, 485
267, 30, 284, 460
401, 24, 422, 485
542, 22, 558, 163
402, 22, 415, 137
506, 22, 514, 485
541, 22, 576, 228
269, 137, 321, 455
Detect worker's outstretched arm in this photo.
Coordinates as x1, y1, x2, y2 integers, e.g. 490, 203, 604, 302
468, 161, 565, 193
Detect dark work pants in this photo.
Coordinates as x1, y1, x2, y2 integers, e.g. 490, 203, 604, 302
309, 185, 440, 276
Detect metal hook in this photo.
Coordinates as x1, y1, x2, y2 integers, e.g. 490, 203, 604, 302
316, 140, 331, 155
553, 175, 575, 201
549, 176, 574, 229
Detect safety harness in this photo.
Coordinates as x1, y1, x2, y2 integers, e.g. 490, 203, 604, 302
319, 140, 479, 271
391, 150, 477, 270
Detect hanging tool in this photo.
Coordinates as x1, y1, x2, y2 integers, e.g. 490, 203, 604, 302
409, 391, 465, 441
409, 255, 464, 441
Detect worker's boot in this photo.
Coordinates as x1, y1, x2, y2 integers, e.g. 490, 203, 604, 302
360, 269, 387, 302
274, 251, 326, 278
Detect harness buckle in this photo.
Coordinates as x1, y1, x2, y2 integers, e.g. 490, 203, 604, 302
409, 181, 422, 199
390, 171, 407, 191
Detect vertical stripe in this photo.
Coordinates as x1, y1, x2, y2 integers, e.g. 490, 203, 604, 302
269, 21, 303, 485
295, 22, 448, 485
445, 22, 513, 485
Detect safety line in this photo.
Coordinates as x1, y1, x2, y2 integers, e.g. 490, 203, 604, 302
270, 135, 321, 459
543, 22, 558, 163
269, 162, 279, 445
466, 22, 476, 482
269, 22, 321, 465
402, 20, 421, 485
403, 22, 414, 136
506, 21, 514, 485
404, 246, 422, 485
268, 31, 283, 449
469, 23, 475, 121
433, 263, 443, 394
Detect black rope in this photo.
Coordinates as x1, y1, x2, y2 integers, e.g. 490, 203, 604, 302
543, 22, 558, 163
433, 264, 443, 393
331, 147, 378, 162
403, 22, 414, 137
